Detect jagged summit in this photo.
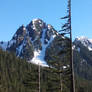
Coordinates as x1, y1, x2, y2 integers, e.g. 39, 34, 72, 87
74, 36, 92, 51
75, 36, 89, 42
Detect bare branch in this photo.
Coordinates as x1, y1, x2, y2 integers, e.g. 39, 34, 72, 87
60, 15, 69, 19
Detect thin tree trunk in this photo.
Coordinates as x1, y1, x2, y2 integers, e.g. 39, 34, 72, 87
60, 71, 62, 92
38, 64, 40, 92
69, 0, 75, 92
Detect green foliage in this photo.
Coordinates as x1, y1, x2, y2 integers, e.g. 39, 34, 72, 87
0, 49, 30, 92
75, 75, 92, 92
1, 47, 92, 92
0, 49, 72, 92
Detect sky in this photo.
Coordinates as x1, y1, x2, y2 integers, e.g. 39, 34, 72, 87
0, 0, 92, 41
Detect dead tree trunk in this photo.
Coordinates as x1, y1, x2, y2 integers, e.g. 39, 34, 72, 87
60, 0, 75, 92
38, 64, 40, 92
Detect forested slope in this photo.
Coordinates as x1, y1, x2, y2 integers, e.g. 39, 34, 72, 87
0, 49, 71, 92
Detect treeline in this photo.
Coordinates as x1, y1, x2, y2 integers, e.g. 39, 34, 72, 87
0, 49, 31, 92
0, 49, 91, 92
0, 49, 71, 92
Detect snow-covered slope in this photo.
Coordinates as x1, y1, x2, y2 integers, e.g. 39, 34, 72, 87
31, 28, 56, 66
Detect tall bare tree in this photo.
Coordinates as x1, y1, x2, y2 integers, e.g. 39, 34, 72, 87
38, 64, 41, 92
60, 0, 75, 92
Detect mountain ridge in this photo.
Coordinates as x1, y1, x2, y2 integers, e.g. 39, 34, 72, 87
74, 36, 92, 51
0, 18, 62, 66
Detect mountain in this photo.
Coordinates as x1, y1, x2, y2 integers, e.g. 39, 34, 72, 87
0, 19, 92, 71
0, 18, 72, 91
73, 36, 92, 51
73, 36, 92, 80
0, 18, 67, 67
0, 19, 92, 91
0, 19, 92, 70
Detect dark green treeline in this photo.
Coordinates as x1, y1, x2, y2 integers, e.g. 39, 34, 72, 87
0, 49, 71, 92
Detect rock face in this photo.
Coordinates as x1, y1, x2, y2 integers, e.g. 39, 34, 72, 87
7, 25, 34, 60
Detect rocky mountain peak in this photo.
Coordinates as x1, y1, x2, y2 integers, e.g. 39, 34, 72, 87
75, 36, 89, 44
12, 25, 26, 41
0, 18, 60, 66
74, 36, 92, 51
47, 24, 53, 29
27, 18, 45, 31
32, 18, 45, 28
25, 19, 58, 50
0, 18, 69, 67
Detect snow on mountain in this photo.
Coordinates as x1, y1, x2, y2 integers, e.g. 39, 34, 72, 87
1, 18, 92, 68
77, 47, 80, 52
74, 36, 92, 51
16, 41, 24, 57
72, 45, 75, 50
1, 18, 58, 67
7, 39, 16, 48
26, 19, 57, 66
30, 28, 56, 66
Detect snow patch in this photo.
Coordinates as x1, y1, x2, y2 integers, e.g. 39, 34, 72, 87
76, 36, 87, 41
23, 27, 26, 31
76, 36, 92, 51
16, 43, 24, 56
47, 24, 52, 30
32, 19, 37, 30
72, 45, 75, 50
30, 50, 48, 67
8, 40, 16, 48
0, 42, 8, 50
77, 47, 80, 52
30, 29, 56, 67
63, 66, 67, 69
88, 47, 92, 51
